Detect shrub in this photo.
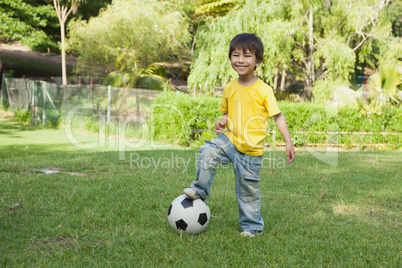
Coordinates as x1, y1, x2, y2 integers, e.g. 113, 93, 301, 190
152, 92, 402, 149
68, 0, 191, 76
268, 102, 401, 148
152, 92, 221, 146
13, 109, 31, 125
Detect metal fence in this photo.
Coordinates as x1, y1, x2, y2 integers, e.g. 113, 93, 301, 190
1, 76, 161, 126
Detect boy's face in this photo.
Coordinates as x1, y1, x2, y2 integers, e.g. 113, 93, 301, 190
230, 48, 261, 78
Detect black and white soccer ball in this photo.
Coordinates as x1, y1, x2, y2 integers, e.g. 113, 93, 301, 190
167, 194, 211, 235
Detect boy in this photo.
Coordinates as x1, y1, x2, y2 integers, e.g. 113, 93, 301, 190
183, 33, 295, 237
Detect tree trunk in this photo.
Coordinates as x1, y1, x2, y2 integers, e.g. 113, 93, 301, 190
53, 0, 75, 86
280, 68, 286, 91
60, 21, 67, 86
273, 61, 279, 90
304, 4, 315, 100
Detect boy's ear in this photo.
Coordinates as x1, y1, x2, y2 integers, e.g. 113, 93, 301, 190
254, 61, 263, 70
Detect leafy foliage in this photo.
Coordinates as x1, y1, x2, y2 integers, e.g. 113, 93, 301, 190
68, 0, 192, 76
313, 39, 355, 82
188, 0, 396, 99
74, 0, 112, 20
188, 1, 292, 93
101, 51, 168, 90
152, 92, 221, 146
366, 62, 402, 109
151, 92, 402, 149
0, 0, 109, 52
194, 0, 244, 17
312, 80, 349, 104
0, 0, 56, 49
13, 109, 31, 125
332, 62, 401, 117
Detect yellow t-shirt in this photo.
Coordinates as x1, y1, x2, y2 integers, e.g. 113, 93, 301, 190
219, 78, 280, 156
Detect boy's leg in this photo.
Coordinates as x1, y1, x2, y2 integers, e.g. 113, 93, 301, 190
187, 134, 234, 200
233, 153, 264, 232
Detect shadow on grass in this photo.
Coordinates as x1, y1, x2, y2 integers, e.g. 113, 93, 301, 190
0, 118, 51, 135
0, 143, 79, 158
0, 116, 84, 157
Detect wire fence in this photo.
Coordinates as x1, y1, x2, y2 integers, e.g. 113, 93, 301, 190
1, 76, 162, 127
1, 75, 400, 151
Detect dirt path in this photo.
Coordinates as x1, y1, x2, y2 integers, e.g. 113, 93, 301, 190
0, 110, 13, 120
0, 42, 77, 68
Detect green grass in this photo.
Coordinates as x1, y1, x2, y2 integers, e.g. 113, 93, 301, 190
0, 115, 401, 267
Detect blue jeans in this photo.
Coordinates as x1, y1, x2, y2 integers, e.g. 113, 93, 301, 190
190, 134, 264, 231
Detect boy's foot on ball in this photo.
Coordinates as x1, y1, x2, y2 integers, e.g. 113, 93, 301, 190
240, 230, 263, 238
183, 188, 201, 200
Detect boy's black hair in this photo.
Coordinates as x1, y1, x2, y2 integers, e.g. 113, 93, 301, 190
229, 33, 264, 63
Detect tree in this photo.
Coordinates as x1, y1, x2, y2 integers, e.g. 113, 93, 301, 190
0, 0, 111, 54
187, 1, 294, 94
0, 0, 57, 49
188, 0, 396, 100
53, 0, 86, 86
68, 0, 192, 76
74, 0, 112, 20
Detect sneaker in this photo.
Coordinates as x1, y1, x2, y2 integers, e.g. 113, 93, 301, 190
183, 188, 201, 200
240, 230, 263, 238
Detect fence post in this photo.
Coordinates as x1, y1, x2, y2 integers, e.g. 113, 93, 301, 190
272, 131, 276, 148
0, 73, 4, 106
136, 90, 140, 117
42, 82, 46, 125
31, 81, 36, 126
107, 85, 111, 125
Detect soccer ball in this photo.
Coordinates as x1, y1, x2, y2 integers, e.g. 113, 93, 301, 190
167, 194, 211, 235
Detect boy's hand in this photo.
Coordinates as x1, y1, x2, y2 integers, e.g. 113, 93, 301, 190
286, 143, 295, 163
274, 113, 295, 163
215, 120, 227, 135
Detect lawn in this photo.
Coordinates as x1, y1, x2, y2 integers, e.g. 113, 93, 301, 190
0, 114, 401, 266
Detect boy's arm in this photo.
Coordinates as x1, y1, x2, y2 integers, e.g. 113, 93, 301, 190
274, 113, 295, 163
215, 113, 228, 135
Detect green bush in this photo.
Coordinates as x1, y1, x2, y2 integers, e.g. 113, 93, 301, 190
152, 92, 221, 146
13, 109, 31, 125
31, 39, 60, 54
151, 92, 402, 149
11, 108, 62, 128
267, 102, 402, 133
269, 102, 401, 149
68, 0, 191, 76
46, 115, 62, 128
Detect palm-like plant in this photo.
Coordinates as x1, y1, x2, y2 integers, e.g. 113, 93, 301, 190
101, 51, 169, 114
102, 51, 167, 89
366, 62, 402, 110
194, 0, 244, 17
332, 62, 401, 117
